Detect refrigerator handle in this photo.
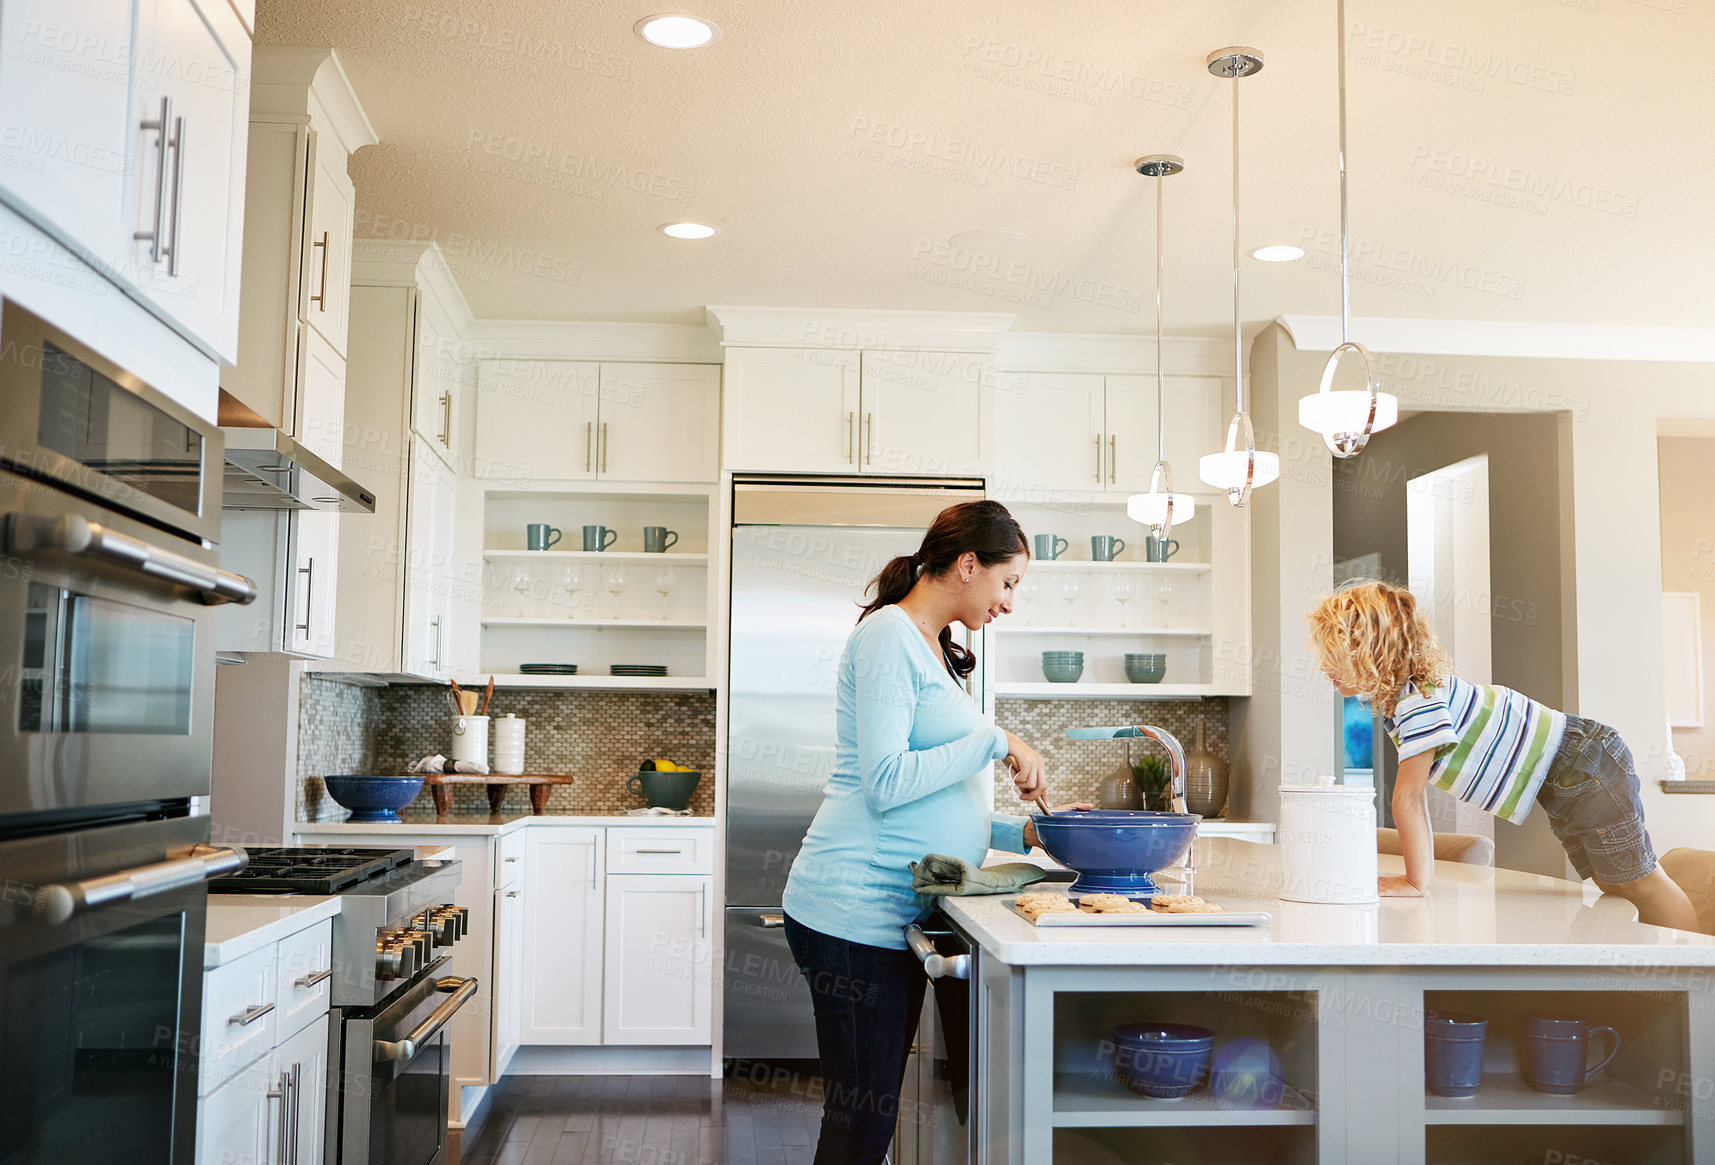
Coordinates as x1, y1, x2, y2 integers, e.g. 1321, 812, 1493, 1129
756, 912, 786, 929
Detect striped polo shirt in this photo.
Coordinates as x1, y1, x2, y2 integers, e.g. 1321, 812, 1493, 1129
1383, 677, 1568, 824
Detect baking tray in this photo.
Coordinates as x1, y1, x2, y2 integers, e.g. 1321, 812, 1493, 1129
1005, 901, 1272, 927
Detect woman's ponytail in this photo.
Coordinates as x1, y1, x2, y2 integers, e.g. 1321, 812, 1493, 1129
857, 501, 1029, 680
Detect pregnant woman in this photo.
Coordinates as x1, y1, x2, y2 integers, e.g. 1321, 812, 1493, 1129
782, 499, 1068, 1164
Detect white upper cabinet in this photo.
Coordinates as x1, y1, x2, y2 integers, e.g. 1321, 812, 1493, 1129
124, 0, 250, 359
474, 361, 599, 482
994, 372, 1223, 496
302, 131, 354, 354
862, 349, 990, 477
598, 363, 721, 483
722, 347, 860, 472
1103, 375, 1222, 493
994, 371, 1107, 492
401, 434, 457, 678
721, 346, 992, 477
0, 0, 137, 272
411, 307, 460, 470
474, 360, 719, 485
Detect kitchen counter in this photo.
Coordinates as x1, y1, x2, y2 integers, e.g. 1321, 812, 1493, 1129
944, 836, 1715, 966
294, 811, 715, 836
204, 894, 340, 969
950, 836, 1715, 1164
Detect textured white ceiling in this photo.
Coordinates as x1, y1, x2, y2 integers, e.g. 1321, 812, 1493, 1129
257, 0, 1715, 334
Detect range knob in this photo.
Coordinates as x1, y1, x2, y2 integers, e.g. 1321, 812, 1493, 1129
375, 935, 408, 981
427, 906, 463, 945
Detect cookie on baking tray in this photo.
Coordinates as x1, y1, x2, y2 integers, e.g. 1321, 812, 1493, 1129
1075, 893, 1136, 913
1150, 894, 1227, 914
1014, 892, 1078, 920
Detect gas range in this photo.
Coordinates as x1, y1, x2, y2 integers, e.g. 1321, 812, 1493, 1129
211, 846, 468, 1008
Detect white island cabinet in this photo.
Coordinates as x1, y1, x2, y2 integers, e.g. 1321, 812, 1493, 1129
198, 897, 340, 1165
941, 837, 1715, 1165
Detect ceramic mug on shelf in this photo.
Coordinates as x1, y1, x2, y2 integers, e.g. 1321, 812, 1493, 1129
526, 523, 562, 551
1091, 535, 1126, 562
583, 524, 619, 552
1524, 1018, 1620, 1095
1033, 533, 1069, 561
1146, 535, 1181, 562
643, 526, 679, 553
1424, 1011, 1488, 1098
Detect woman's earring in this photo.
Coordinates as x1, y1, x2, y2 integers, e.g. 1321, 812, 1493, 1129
963, 575, 971, 584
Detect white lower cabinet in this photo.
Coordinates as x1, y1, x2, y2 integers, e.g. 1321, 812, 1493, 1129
519, 828, 604, 1046
602, 874, 713, 1045
198, 1049, 273, 1165
493, 856, 526, 1071
273, 1013, 330, 1165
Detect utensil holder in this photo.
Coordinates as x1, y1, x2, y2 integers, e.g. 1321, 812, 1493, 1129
450, 715, 489, 768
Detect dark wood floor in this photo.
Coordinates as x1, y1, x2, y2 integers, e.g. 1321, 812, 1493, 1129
452, 1071, 826, 1165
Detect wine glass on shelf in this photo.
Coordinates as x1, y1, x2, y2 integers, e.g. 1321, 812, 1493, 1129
1059, 573, 1081, 628
1155, 575, 1174, 629
655, 567, 676, 621
1017, 577, 1039, 626
1110, 573, 1136, 629
510, 563, 534, 618
605, 566, 628, 620
557, 564, 584, 620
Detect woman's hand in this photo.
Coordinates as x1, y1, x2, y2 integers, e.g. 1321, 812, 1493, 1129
1022, 804, 1093, 849
1002, 730, 1046, 799
1378, 874, 1425, 897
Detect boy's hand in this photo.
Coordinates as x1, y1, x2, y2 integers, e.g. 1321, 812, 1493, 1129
1378, 874, 1424, 897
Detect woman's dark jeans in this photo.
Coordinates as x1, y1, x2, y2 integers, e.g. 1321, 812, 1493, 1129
783, 913, 927, 1165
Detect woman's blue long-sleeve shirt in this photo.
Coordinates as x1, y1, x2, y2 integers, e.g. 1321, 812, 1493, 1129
782, 604, 1029, 949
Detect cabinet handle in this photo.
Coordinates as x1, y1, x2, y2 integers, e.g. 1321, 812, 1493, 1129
294, 968, 333, 989
310, 232, 329, 309
505, 890, 519, 898
431, 614, 445, 672
634, 848, 682, 855
229, 1001, 274, 1027
864, 412, 873, 465
585, 421, 593, 472
1109, 435, 1117, 484
133, 97, 171, 262
288, 1061, 302, 1165
1094, 434, 1102, 483
600, 422, 609, 473
438, 391, 452, 446
163, 113, 186, 276
697, 882, 707, 938
267, 1074, 287, 1165
843, 412, 854, 464
295, 557, 315, 639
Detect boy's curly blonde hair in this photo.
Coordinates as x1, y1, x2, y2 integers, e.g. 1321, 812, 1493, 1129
1306, 580, 1453, 718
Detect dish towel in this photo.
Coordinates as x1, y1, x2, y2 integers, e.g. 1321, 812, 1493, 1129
624, 806, 692, 817
405, 753, 489, 775
910, 853, 1048, 896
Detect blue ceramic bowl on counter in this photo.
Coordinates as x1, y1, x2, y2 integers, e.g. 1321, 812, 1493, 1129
1112, 1023, 1216, 1098
1030, 809, 1200, 898
323, 775, 424, 823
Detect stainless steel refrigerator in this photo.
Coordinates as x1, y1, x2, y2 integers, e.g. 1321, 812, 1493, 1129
724, 476, 986, 1060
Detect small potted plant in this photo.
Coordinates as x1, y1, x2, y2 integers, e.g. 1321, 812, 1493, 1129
1130, 754, 1172, 812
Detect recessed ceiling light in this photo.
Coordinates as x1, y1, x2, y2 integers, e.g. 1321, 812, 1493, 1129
948, 229, 1032, 251
1251, 244, 1304, 263
659, 222, 719, 239
634, 15, 720, 49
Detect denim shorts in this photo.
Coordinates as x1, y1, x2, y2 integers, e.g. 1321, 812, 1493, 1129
1534, 715, 1658, 885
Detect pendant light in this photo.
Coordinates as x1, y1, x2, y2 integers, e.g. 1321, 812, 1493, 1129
1127, 154, 1196, 534
1297, 0, 1398, 456
1198, 47, 1280, 507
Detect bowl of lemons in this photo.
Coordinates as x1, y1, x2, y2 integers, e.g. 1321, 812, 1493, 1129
627, 759, 701, 810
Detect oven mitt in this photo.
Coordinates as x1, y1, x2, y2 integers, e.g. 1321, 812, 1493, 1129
910, 853, 1048, 896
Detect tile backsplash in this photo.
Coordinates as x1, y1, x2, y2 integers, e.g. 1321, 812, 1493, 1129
298, 674, 716, 819
990, 697, 1230, 815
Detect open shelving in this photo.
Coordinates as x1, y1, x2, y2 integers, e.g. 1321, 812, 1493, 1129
1423, 1074, 1682, 1125
995, 681, 1216, 700
488, 673, 715, 692
481, 550, 710, 565
481, 617, 708, 630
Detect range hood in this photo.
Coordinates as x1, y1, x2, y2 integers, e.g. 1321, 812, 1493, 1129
219, 392, 375, 513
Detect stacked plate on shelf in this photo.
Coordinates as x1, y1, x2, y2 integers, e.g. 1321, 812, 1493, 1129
611, 664, 668, 677
519, 663, 578, 675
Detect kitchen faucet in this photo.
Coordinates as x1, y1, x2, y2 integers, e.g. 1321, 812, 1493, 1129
1065, 725, 1188, 814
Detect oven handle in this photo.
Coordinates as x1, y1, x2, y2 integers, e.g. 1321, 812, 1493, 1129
3, 512, 258, 606
904, 923, 969, 981
34, 845, 249, 925
373, 976, 479, 1063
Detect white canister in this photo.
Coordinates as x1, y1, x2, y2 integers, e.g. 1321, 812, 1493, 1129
450, 715, 489, 768
493, 713, 526, 775
1277, 777, 1379, 904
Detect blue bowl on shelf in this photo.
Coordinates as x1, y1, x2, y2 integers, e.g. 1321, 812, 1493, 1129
1112, 1023, 1216, 1098
1031, 809, 1201, 898
323, 775, 424, 823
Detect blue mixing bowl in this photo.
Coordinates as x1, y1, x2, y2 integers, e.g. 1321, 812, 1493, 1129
323, 775, 424, 823
1032, 809, 1200, 898
1113, 1024, 1215, 1098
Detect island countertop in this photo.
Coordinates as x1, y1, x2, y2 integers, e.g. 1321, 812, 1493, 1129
942, 837, 1715, 967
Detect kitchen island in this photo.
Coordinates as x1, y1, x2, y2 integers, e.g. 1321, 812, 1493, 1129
942, 837, 1715, 1165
